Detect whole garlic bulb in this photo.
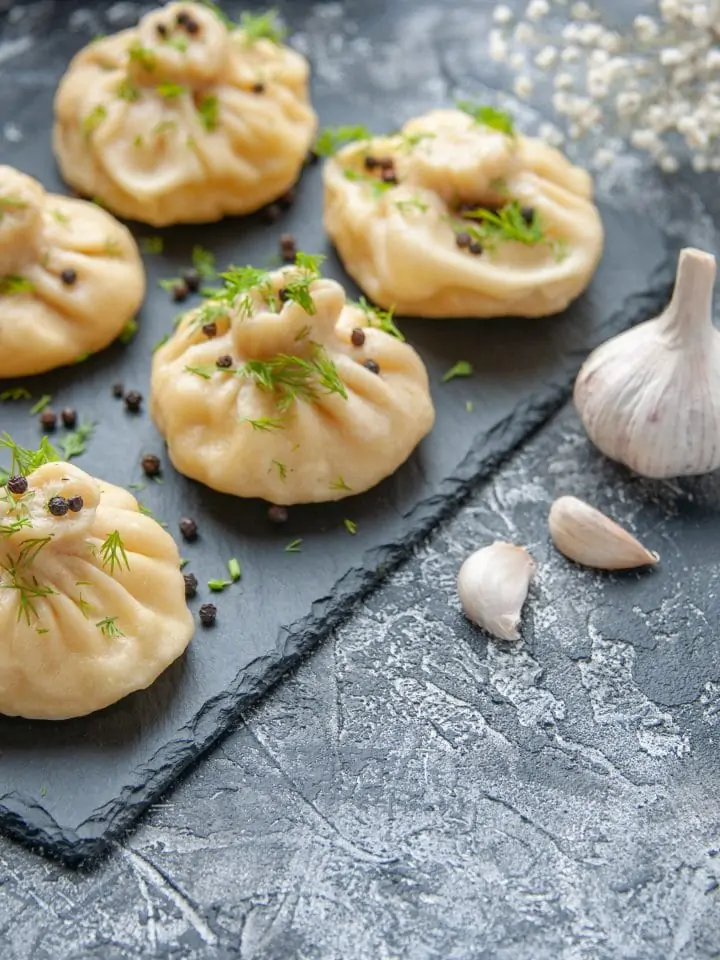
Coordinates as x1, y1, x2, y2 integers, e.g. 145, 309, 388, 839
457, 541, 536, 641
574, 247, 720, 478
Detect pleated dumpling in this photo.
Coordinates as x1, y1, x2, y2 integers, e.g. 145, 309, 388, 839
53, 2, 318, 226
0, 440, 194, 720
0, 166, 145, 378
151, 255, 435, 504
322, 106, 605, 318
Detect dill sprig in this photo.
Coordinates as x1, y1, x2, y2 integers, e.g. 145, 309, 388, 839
240, 9, 287, 44
456, 100, 515, 136
0, 274, 35, 295
243, 417, 286, 432
197, 95, 220, 132
0, 435, 59, 477
17, 536, 53, 565
354, 297, 404, 341
313, 125, 374, 158
242, 344, 347, 411
61, 421, 95, 461
29, 395, 52, 415
0, 516, 33, 539
96, 616, 125, 638
272, 460, 287, 480
329, 476, 352, 492
100, 530, 130, 576
0, 558, 56, 625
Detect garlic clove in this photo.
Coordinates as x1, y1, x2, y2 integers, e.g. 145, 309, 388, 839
574, 247, 720, 479
457, 541, 536, 641
548, 495, 659, 570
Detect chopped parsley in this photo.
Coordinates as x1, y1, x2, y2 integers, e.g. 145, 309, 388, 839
442, 361, 473, 383
456, 100, 515, 136
313, 124, 374, 158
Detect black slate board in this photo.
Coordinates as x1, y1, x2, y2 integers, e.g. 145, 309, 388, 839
0, 1, 676, 864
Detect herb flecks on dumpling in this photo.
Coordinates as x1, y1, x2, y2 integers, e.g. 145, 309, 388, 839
151, 253, 435, 504
0, 435, 193, 720
320, 106, 605, 319
53, 3, 318, 226
0, 166, 145, 378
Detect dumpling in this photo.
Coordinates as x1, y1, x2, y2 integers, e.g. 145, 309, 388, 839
0, 440, 194, 719
0, 166, 145, 378
53, 2, 318, 226
322, 107, 605, 318
151, 255, 435, 503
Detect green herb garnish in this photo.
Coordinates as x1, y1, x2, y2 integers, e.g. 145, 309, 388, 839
192, 245, 217, 280
456, 100, 515, 136
0, 435, 59, 476
465, 400, 474, 413
285, 538, 302, 553
0, 388, 32, 402
118, 318, 138, 345
157, 82, 187, 99
395, 197, 429, 214
29, 395, 52, 416
228, 557, 242, 582
140, 236, 164, 255
61, 421, 94, 461
100, 530, 130, 575
97, 616, 125, 638
342, 169, 395, 198
313, 125, 374, 158
442, 361, 473, 383
83, 104, 108, 138
185, 364, 218, 379
153, 120, 177, 136
354, 297, 404, 341
240, 8, 286, 44
197, 94, 220, 132
0, 275, 35, 295
117, 78, 141, 102
0, 558, 56, 625
208, 578, 232, 592
0, 195, 28, 221
52, 209, 71, 226
244, 417, 285, 432
164, 35, 189, 53
153, 333, 171, 353
329, 476, 352, 492
343, 519, 357, 535
128, 41, 156, 71
272, 460, 287, 480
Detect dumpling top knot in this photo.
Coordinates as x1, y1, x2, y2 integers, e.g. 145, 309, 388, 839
131, 3, 230, 86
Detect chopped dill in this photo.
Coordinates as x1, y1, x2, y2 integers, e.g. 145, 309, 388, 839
285, 538, 302, 553
118, 318, 138, 345
343, 519, 357, 535
117, 78, 141, 102
153, 333, 171, 353
0, 275, 35, 295
354, 297, 404, 341
164, 35, 189, 53
157, 82, 187, 99
52, 209, 71, 226
342, 169, 395, 198
240, 8, 287, 44
0, 435, 59, 477
192, 245, 217, 280
394, 197, 429, 214
244, 417, 285, 432
82, 104, 107, 138
313, 125, 374, 158
442, 360, 473, 383
0, 558, 56, 625
0, 195, 28, 220
127, 41, 156, 71
0, 388, 31, 402
61, 421, 95, 461
140, 236, 164, 255
272, 460, 287, 480
100, 530, 130, 575
456, 100, 515, 136
228, 557, 242, 582
29, 395, 52, 416
329, 476, 352, 492
197, 94, 220, 132
153, 120, 177, 136
97, 616, 125, 638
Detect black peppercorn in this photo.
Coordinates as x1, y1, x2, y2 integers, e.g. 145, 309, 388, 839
202, 321, 217, 338
112, 382, 124, 398
61, 407, 77, 429
252, 81, 265, 94
351, 327, 366, 347
363, 358, 381, 374
48, 496, 69, 517
39, 410, 57, 432
263, 203, 282, 223
381, 169, 398, 185
7, 475, 28, 496
60, 268, 77, 286
268, 504, 289, 524
278, 188, 295, 209
364, 156, 380, 171
185, 17, 199, 35
176, 10, 190, 25
124, 390, 143, 413
216, 354, 233, 369
520, 206, 535, 225
172, 280, 189, 303
141, 453, 162, 477
306, 150, 319, 166
279, 232, 297, 263
455, 232, 472, 250
184, 572, 198, 599
199, 603, 217, 626
156, 22, 168, 37
469, 240, 484, 256
67, 495, 84, 513
179, 517, 198, 541
278, 287, 289, 302
182, 268, 201, 293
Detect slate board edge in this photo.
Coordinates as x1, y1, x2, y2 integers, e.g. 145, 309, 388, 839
0, 245, 677, 868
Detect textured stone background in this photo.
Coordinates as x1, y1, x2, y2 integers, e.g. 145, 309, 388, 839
2, 0, 720, 957
2, 406, 720, 959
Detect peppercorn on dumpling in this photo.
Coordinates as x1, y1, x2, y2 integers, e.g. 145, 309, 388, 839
0, 166, 145, 378
151, 255, 435, 504
53, 3, 317, 226
321, 106, 604, 318
0, 443, 194, 720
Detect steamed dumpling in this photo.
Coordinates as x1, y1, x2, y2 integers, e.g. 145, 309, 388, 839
151, 257, 435, 503
53, 2, 318, 226
322, 107, 605, 318
0, 446, 193, 719
0, 166, 145, 378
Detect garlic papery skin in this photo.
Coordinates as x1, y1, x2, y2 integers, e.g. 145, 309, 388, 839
548, 496, 659, 571
457, 542, 536, 641
574, 247, 720, 479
